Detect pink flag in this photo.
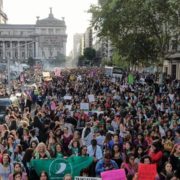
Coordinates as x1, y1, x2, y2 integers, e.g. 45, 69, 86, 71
101, 169, 126, 180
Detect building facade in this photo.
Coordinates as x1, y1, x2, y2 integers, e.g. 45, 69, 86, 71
73, 33, 84, 60
0, 9, 67, 63
84, 27, 92, 49
163, 34, 180, 80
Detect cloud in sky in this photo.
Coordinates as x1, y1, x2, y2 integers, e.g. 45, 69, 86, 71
3, 0, 97, 55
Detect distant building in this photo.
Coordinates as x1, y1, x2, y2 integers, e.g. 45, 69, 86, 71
0, 8, 67, 63
73, 33, 84, 59
163, 34, 180, 80
0, 0, 7, 24
84, 27, 92, 49
92, 26, 113, 63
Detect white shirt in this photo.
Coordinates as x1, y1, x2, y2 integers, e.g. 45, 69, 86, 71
87, 145, 103, 160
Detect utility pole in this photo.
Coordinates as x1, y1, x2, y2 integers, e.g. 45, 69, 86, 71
7, 57, 11, 94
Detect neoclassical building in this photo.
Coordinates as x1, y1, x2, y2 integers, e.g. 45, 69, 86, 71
0, 8, 67, 63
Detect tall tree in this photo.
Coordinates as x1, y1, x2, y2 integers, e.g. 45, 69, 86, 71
89, 0, 180, 65
83, 47, 96, 61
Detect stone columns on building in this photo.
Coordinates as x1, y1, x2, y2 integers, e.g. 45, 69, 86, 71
10, 41, 12, 59
35, 40, 39, 59
2, 41, 5, 59
17, 41, 20, 59
25, 41, 28, 59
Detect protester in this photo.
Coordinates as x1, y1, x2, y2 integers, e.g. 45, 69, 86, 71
0, 153, 13, 179
39, 171, 49, 180
63, 174, 72, 180
95, 151, 118, 176
159, 162, 175, 180
9, 162, 27, 180
121, 153, 138, 179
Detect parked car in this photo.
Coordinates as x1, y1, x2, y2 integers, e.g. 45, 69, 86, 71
0, 97, 12, 123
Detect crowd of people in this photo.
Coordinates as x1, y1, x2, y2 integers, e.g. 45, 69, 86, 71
0, 67, 179, 180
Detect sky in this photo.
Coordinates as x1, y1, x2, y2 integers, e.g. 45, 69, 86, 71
3, 0, 97, 55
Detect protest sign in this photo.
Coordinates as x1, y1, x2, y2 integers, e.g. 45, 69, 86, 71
80, 103, 89, 110
42, 72, 50, 78
138, 163, 157, 180
101, 169, 126, 180
111, 78, 116, 83
54, 67, 61, 77
65, 105, 72, 111
64, 96, 72, 100
88, 95, 95, 102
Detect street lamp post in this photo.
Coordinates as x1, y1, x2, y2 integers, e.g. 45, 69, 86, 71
7, 57, 11, 93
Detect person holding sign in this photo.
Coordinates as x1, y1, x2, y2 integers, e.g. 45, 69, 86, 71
121, 153, 138, 179
95, 151, 118, 177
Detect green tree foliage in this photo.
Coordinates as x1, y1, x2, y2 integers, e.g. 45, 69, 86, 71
89, 0, 180, 65
83, 47, 96, 61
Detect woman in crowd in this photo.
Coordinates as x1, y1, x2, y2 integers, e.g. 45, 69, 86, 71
9, 162, 27, 180
13, 144, 23, 162
0, 153, 14, 179
53, 143, 64, 158
121, 153, 138, 179
159, 162, 175, 180
112, 143, 123, 167
34, 142, 51, 159
148, 141, 163, 165
134, 145, 145, 164
22, 148, 34, 177
39, 171, 49, 180
170, 144, 180, 178
61, 127, 73, 156
68, 140, 80, 156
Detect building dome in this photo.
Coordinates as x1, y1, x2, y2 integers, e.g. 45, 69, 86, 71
36, 8, 65, 27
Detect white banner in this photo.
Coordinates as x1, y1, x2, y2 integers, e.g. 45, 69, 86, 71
80, 103, 89, 110
64, 96, 72, 100
88, 95, 95, 102
75, 177, 101, 180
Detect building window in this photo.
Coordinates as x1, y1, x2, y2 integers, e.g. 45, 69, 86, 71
5, 42, 10, 48
22, 52, 25, 59
171, 64, 176, 80
164, 67, 168, 75
172, 40, 177, 51
48, 29, 53, 35
56, 29, 60, 34
41, 29, 46, 34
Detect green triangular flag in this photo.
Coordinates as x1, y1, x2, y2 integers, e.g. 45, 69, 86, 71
128, 73, 134, 85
